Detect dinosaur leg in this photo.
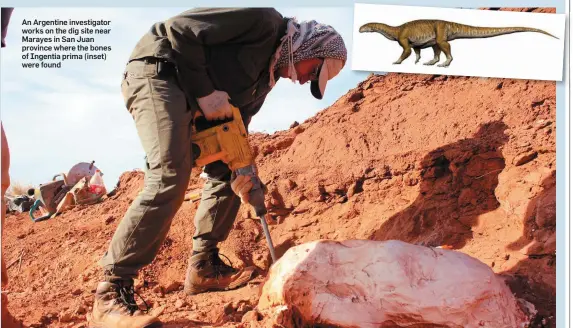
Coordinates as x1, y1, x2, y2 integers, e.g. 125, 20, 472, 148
393, 39, 412, 65
437, 41, 453, 67
414, 47, 421, 64
424, 45, 441, 66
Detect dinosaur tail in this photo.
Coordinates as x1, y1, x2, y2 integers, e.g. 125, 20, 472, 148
449, 23, 558, 40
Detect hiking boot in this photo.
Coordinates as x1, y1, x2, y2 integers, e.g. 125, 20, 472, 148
89, 281, 161, 328
184, 249, 256, 295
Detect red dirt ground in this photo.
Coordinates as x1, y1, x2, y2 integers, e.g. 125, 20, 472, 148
2, 8, 557, 327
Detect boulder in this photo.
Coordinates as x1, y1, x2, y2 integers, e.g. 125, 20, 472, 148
258, 240, 533, 328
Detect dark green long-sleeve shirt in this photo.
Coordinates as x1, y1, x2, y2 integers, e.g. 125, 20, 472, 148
128, 8, 288, 118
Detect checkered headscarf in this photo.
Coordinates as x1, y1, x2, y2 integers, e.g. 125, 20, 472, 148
269, 18, 347, 87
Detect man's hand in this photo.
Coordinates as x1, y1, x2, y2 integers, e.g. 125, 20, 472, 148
231, 175, 253, 204
196, 90, 233, 121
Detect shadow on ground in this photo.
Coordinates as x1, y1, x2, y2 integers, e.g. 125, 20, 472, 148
370, 121, 509, 249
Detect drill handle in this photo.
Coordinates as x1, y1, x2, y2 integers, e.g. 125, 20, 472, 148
193, 106, 245, 130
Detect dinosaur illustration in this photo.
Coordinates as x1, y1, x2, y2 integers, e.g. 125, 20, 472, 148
358, 19, 558, 67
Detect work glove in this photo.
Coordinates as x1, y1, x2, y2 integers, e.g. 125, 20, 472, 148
196, 90, 233, 121
231, 174, 254, 204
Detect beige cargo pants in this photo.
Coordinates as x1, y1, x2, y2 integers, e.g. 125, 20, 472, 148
98, 59, 242, 281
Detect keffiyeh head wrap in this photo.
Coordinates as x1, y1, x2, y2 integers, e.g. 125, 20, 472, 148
268, 18, 347, 87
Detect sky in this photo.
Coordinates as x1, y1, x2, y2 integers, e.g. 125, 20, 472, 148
0, 7, 371, 192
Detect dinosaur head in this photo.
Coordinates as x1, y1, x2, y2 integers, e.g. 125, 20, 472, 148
358, 22, 398, 41
359, 23, 377, 33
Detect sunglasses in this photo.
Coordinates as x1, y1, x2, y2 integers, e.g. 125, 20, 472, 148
309, 60, 324, 81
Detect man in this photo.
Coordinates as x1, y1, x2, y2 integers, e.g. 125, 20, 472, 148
91, 8, 346, 327
1, 7, 26, 328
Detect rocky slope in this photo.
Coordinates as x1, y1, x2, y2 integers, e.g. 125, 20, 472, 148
3, 71, 556, 328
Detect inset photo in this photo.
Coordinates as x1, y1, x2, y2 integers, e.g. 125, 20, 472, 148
352, 4, 566, 81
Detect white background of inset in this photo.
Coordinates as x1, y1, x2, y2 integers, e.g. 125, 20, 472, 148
352, 3, 566, 81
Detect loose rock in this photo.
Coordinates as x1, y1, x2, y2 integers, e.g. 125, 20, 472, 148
513, 151, 538, 166
258, 240, 534, 328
